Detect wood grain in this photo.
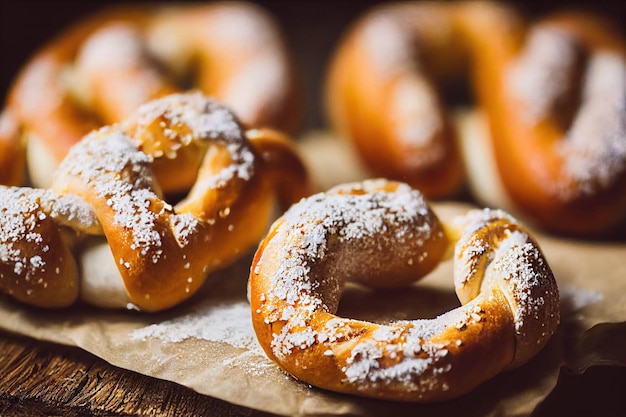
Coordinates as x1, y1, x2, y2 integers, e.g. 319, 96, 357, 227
0, 330, 272, 417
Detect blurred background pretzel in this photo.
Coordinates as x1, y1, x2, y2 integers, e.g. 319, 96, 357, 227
0, 2, 301, 188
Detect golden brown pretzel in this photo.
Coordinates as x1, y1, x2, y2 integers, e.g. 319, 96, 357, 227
0, 92, 311, 311
326, 1, 626, 236
326, 3, 467, 199
0, 187, 100, 308
3, 2, 300, 188
249, 179, 559, 402
0, 110, 25, 186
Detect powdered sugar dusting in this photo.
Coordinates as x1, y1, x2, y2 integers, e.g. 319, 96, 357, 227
559, 285, 603, 314
0, 186, 97, 298
170, 213, 199, 247
251, 183, 559, 397
453, 208, 559, 363
221, 51, 287, 126
557, 52, 626, 198
453, 208, 516, 293
131, 301, 262, 351
48, 192, 100, 233
507, 25, 626, 200
389, 77, 444, 156
76, 23, 147, 72
130, 92, 255, 187
507, 26, 578, 124
261, 180, 435, 325
57, 128, 168, 263
0, 187, 53, 278
488, 231, 551, 334
341, 319, 452, 391
361, 10, 414, 76
253, 180, 466, 391
360, 4, 450, 77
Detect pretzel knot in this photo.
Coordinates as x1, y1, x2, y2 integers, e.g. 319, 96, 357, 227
0, 92, 311, 311
249, 179, 559, 402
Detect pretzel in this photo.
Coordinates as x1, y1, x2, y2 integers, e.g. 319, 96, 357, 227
249, 179, 560, 402
0, 110, 25, 186
0, 92, 311, 311
0, 187, 100, 308
326, 1, 626, 236
4, 2, 300, 189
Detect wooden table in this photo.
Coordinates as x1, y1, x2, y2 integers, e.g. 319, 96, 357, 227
1, 330, 624, 417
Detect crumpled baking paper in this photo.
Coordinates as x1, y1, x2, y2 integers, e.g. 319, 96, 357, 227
0, 133, 624, 417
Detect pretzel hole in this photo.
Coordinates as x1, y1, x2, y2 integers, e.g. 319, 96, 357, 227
152, 54, 198, 92
336, 280, 460, 325
427, 60, 473, 111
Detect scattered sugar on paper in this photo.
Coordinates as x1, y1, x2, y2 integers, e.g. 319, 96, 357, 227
221, 348, 277, 378
130, 301, 261, 351
559, 285, 603, 314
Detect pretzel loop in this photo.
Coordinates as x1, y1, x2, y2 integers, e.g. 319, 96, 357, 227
1, 3, 300, 188
249, 179, 559, 402
0, 93, 311, 311
326, 1, 626, 235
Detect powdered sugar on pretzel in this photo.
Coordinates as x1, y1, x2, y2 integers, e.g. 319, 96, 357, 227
326, 1, 626, 236
0, 92, 311, 311
249, 179, 559, 401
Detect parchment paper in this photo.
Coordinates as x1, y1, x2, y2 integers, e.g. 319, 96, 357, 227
0, 133, 624, 417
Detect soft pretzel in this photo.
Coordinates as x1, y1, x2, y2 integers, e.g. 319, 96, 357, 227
3, 2, 300, 188
326, 1, 626, 236
0, 187, 100, 308
0, 92, 311, 311
249, 179, 560, 402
